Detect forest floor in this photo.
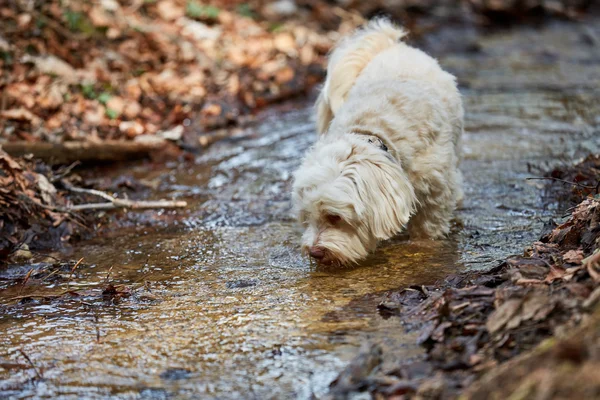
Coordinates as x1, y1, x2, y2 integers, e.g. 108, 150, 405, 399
0, 0, 592, 155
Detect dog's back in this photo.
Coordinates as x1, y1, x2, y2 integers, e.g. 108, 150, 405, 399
314, 19, 464, 240
316, 19, 405, 134
317, 19, 462, 145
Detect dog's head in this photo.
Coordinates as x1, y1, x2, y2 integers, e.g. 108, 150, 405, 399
292, 133, 416, 266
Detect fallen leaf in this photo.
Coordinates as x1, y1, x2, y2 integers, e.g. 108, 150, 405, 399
158, 125, 184, 141
106, 96, 125, 115
23, 55, 77, 83
157, 0, 185, 21
563, 249, 584, 264
37, 174, 57, 205
1, 108, 40, 124
119, 121, 145, 137
486, 298, 522, 334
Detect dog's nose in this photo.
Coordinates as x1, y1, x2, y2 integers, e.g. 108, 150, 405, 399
309, 246, 326, 260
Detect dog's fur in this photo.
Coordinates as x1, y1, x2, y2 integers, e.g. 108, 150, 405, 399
292, 19, 464, 266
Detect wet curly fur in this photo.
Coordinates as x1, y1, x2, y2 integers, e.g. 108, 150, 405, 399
293, 19, 464, 266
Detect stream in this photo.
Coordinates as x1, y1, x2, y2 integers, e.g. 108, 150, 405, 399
1, 19, 599, 399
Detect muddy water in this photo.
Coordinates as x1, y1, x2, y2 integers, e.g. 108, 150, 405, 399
1, 20, 599, 399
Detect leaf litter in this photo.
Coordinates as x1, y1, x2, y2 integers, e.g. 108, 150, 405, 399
331, 162, 600, 399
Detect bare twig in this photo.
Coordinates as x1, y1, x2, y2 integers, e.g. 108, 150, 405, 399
6, 291, 75, 303
66, 257, 84, 291
62, 182, 187, 211
18, 269, 34, 296
68, 200, 188, 211
51, 161, 81, 182
584, 250, 600, 282
94, 313, 101, 343
0, 89, 7, 135
104, 266, 114, 284
18, 349, 43, 380
65, 184, 116, 202
526, 177, 597, 189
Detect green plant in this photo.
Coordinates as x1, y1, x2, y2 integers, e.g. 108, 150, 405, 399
81, 83, 97, 99
105, 108, 119, 119
97, 92, 111, 105
268, 22, 284, 33
64, 10, 83, 31
236, 3, 255, 19
35, 16, 47, 30
63, 9, 96, 35
186, 1, 220, 20
0, 51, 13, 65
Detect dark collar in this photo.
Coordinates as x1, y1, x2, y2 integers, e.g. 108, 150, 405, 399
351, 130, 399, 162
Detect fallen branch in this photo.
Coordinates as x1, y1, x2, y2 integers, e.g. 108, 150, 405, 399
63, 183, 187, 211
2, 140, 168, 165
526, 176, 597, 190
18, 349, 43, 380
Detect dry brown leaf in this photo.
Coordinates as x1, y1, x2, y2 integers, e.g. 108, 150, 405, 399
545, 264, 567, 283
106, 96, 125, 115
486, 298, 522, 334
563, 249, 584, 264
274, 33, 297, 56
5, 83, 35, 109
23, 55, 77, 83
300, 45, 315, 65
88, 7, 112, 27
1, 108, 40, 124
123, 101, 142, 120
37, 84, 65, 110
84, 106, 105, 126
275, 66, 295, 84
157, 0, 185, 21
119, 121, 145, 138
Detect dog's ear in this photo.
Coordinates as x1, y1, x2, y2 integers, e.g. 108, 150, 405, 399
315, 88, 333, 135
357, 160, 417, 240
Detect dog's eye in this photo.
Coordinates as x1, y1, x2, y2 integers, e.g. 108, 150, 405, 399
326, 214, 342, 225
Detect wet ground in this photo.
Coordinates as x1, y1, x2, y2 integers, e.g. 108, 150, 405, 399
1, 19, 600, 399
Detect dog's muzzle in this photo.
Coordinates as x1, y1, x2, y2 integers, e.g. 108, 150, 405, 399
308, 246, 337, 265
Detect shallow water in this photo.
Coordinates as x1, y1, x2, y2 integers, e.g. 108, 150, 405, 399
1, 20, 599, 399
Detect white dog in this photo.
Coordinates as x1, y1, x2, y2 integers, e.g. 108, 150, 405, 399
292, 19, 464, 266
